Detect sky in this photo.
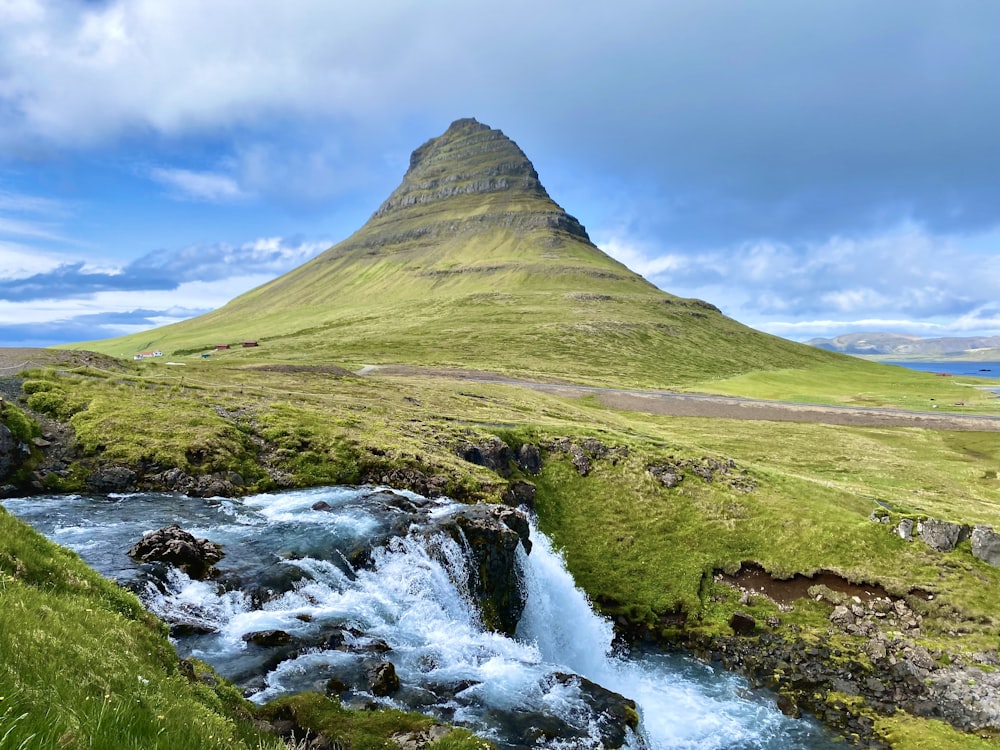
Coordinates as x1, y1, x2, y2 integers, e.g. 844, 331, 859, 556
1, 0, 999, 348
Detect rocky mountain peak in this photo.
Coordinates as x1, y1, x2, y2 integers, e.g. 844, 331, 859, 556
369, 118, 590, 242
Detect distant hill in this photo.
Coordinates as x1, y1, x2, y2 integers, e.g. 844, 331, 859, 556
807, 332, 1000, 358
78, 118, 841, 386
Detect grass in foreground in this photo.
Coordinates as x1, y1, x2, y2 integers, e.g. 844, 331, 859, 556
0, 509, 282, 750
0, 508, 493, 750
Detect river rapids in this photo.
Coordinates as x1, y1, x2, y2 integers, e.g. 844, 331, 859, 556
3, 487, 841, 749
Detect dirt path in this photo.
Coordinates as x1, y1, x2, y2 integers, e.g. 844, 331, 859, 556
360, 364, 1000, 432
3, 350, 998, 432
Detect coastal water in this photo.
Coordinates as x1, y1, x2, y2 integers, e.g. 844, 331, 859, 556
883, 360, 1000, 379
3, 488, 840, 749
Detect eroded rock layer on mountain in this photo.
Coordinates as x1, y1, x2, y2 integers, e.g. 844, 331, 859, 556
362, 117, 590, 245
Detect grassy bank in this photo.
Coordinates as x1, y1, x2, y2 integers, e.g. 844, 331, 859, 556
0, 509, 284, 750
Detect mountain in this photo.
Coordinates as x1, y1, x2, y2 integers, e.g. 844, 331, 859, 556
80, 118, 838, 386
807, 332, 1000, 358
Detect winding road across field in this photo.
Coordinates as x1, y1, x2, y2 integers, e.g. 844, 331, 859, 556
359, 364, 1000, 432
3, 349, 999, 432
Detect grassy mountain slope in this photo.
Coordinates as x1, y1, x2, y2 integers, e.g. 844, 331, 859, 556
77, 118, 840, 388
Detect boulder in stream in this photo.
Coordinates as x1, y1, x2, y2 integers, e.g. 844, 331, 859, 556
127, 524, 224, 579
368, 661, 401, 696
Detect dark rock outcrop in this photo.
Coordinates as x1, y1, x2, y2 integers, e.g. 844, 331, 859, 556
242, 630, 292, 648
359, 465, 451, 499
0, 423, 24, 483
647, 464, 682, 488
647, 455, 755, 493
544, 436, 626, 477
549, 673, 641, 750
502, 480, 536, 510
728, 611, 756, 635
368, 661, 400, 696
87, 464, 138, 492
127, 524, 224, 579
515, 444, 542, 475
434, 505, 531, 636
146, 468, 243, 498
455, 436, 513, 477
369, 118, 591, 245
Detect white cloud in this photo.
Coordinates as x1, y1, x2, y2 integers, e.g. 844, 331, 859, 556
0, 215, 66, 240
0, 242, 64, 279
0, 189, 64, 214
597, 233, 686, 277
0, 0, 43, 25
0, 274, 275, 326
595, 221, 1000, 339
0, 185, 73, 243
148, 167, 247, 203
820, 288, 890, 314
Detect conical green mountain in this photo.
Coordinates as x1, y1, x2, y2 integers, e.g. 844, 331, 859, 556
85, 118, 837, 386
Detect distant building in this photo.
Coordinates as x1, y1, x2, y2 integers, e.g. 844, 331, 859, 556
215, 344, 230, 350
242, 340, 259, 348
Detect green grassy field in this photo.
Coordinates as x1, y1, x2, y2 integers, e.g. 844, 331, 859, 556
13, 119, 1000, 747
7, 351, 1000, 747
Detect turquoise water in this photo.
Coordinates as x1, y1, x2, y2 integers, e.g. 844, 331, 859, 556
882, 361, 1000, 379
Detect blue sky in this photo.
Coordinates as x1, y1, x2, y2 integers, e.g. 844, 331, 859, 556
2, 0, 999, 348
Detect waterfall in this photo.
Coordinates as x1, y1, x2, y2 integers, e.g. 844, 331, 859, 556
3, 489, 837, 750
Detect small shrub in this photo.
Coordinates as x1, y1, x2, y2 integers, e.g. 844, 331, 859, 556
21, 379, 57, 395
0, 403, 39, 441
26, 389, 89, 421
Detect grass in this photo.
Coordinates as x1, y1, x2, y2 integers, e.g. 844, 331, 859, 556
876, 714, 999, 750
0, 506, 494, 750
0, 509, 284, 750
8, 354, 1000, 747
260, 694, 492, 750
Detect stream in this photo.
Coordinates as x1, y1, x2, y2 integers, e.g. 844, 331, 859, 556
3, 487, 842, 749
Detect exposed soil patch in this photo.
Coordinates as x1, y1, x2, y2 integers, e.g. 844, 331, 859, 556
720, 561, 892, 607
240, 364, 354, 377
0, 348, 126, 376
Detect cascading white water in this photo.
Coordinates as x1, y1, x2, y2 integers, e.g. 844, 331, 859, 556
3, 488, 838, 750
517, 530, 823, 748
